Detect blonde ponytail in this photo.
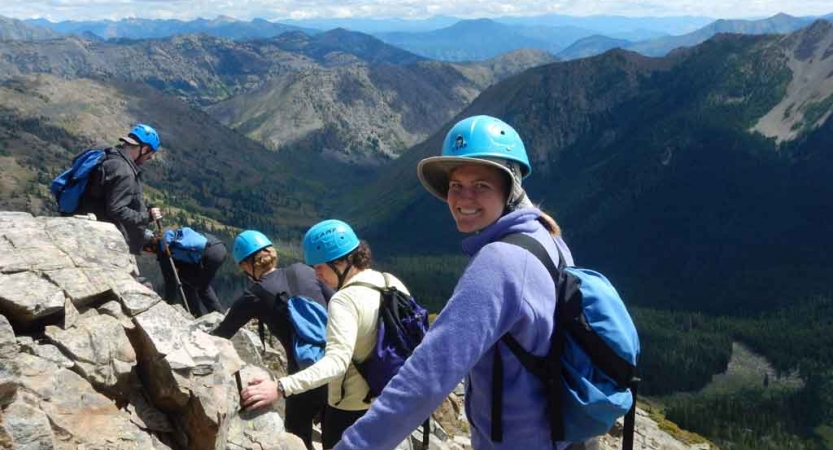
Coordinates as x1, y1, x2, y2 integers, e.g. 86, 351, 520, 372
252, 246, 278, 273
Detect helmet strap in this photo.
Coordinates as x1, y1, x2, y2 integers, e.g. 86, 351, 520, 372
328, 261, 353, 290
243, 255, 260, 282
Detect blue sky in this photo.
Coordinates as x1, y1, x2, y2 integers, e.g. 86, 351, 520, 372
1, 0, 831, 22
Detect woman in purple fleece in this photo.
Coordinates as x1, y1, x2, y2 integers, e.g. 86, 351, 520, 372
334, 115, 574, 450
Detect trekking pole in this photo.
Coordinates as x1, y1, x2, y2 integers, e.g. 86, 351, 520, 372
622, 377, 640, 450
154, 217, 192, 315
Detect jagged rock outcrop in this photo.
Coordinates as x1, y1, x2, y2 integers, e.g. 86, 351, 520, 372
0, 212, 304, 450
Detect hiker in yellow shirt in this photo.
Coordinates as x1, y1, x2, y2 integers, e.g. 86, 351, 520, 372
240, 219, 412, 450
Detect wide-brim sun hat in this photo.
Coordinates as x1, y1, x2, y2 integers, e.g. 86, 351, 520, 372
418, 156, 520, 201
417, 115, 531, 201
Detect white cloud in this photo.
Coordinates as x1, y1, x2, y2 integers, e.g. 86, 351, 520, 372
1, 0, 831, 22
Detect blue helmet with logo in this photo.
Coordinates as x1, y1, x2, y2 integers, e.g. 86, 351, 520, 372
125, 123, 161, 152
303, 219, 360, 265
417, 115, 531, 200
232, 230, 273, 264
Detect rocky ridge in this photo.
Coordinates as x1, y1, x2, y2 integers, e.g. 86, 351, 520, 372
0, 211, 711, 449
0, 211, 302, 449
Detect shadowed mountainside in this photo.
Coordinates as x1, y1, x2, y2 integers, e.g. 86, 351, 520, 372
358, 23, 833, 316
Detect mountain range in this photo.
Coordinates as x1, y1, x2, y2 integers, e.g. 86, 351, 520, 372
624, 12, 812, 57
207, 46, 556, 161
558, 13, 813, 60
2, 18, 832, 313
0, 28, 553, 163
25, 16, 315, 40
376, 19, 564, 61
0, 16, 60, 41
3, 11, 833, 314
21, 14, 712, 41
1, 14, 832, 449
359, 20, 833, 316
7, 13, 826, 64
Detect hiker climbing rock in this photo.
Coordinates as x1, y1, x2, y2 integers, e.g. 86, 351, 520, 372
334, 115, 639, 450
146, 227, 228, 317
51, 123, 162, 255
244, 220, 418, 450
211, 230, 332, 450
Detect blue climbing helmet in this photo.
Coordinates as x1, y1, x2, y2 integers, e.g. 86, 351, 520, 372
232, 230, 273, 264
122, 123, 161, 152
417, 115, 531, 201
303, 219, 360, 265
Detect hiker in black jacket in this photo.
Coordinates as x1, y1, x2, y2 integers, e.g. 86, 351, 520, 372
150, 229, 228, 317
211, 230, 333, 450
75, 124, 162, 254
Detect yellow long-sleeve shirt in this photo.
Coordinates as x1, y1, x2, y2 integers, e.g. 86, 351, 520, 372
279, 269, 410, 411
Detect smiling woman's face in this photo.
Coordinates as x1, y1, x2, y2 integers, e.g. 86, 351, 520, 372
447, 164, 508, 233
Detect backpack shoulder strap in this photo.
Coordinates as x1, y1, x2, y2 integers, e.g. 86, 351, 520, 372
248, 283, 270, 347
342, 280, 385, 293
499, 233, 565, 273
494, 233, 568, 443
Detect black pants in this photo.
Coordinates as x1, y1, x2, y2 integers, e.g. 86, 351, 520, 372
285, 385, 327, 450
321, 405, 368, 449
161, 242, 227, 316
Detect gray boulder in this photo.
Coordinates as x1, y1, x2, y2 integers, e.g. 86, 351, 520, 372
0, 213, 310, 450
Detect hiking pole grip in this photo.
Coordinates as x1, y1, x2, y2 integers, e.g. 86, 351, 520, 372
154, 217, 192, 315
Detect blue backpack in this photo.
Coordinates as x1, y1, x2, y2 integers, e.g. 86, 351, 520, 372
50, 149, 106, 214
258, 268, 328, 370
161, 227, 208, 264
493, 234, 640, 448
286, 295, 328, 369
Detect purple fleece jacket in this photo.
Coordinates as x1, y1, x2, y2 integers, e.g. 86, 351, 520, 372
334, 208, 574, 450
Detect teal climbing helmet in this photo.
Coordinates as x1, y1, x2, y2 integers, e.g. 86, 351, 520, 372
303, 219, 360, 265
122, 123, 161, 151
232, 230, 273, 264
417, 115, 531, 201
